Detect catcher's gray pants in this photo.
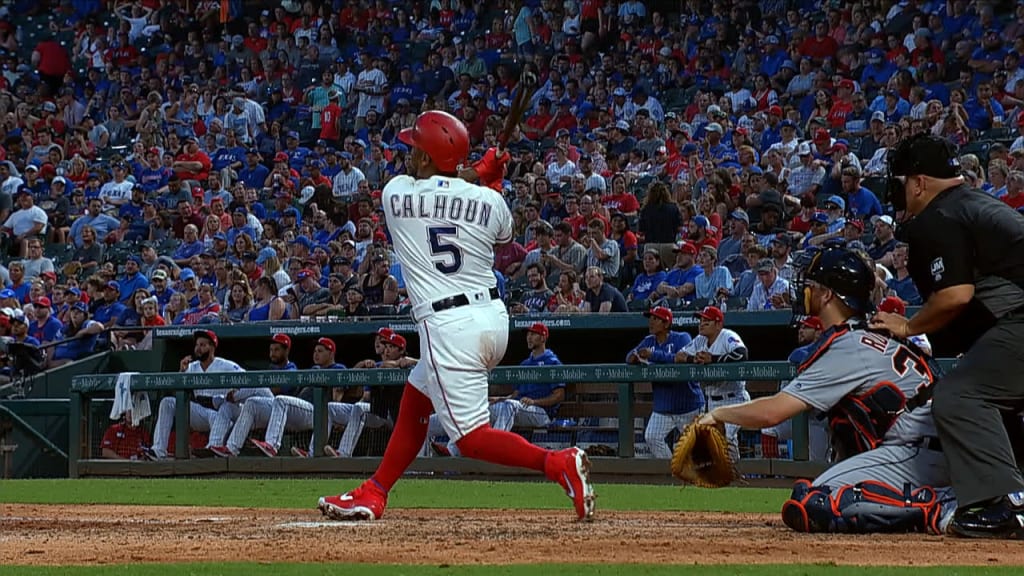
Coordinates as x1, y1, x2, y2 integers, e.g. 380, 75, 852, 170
814, 442, 955, 506
932, 318, 1024, 507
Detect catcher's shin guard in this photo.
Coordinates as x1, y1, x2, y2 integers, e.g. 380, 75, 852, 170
782, 480, 944, 534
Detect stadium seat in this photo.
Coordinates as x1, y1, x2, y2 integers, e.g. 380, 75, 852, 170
960, 141, 991, 165
979, 127, 1012, 143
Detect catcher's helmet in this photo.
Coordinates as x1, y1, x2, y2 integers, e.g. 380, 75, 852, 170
398, 110, 470, 174
792, 245, 875, 316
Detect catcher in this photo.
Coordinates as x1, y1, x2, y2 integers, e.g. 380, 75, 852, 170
681, 245, 958, 534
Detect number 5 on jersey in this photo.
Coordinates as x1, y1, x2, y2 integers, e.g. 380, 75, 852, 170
429, 226, 463, 275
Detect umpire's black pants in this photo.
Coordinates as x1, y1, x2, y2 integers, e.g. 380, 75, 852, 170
932, 317, 1024, 507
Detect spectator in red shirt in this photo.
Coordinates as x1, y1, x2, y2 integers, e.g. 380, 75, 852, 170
524, 98, 554, 140
601, 174, 640, 215
319, 91, 343, 144
799, 22, 839, 62
31, 36, 71, 97
101, 414, 153, 460
1003, 171, 1024, 210
173, 136, 212, 182
827, 79, 856, 129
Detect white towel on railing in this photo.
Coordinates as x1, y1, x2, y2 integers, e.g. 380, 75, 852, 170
110, 372, 150, 426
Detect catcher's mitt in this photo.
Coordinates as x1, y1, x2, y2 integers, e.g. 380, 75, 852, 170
670, 422, 739, 488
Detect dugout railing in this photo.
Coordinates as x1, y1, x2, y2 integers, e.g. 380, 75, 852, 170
68, 360, 958, 479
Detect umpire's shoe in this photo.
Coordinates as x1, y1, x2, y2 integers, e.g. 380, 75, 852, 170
949, 494, 1024, 539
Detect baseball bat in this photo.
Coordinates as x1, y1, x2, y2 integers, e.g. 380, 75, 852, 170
498, 68, 539, 149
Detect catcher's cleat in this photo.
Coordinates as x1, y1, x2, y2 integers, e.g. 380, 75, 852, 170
546, 447, 596, 521
318, 481, 388, 521
948, 496, 1024, 539
250, 439, 278, 457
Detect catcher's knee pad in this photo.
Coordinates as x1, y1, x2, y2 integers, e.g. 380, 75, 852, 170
781, 480, 943, 534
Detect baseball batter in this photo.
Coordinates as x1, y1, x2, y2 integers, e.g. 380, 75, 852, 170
318, 110, 595, 522
698, 246, 956, 534
625, 306, 704, 459
143, 330, 243, 460
674, 305, 750, 459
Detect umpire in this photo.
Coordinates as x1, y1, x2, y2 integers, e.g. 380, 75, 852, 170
871, 134, 1024, 539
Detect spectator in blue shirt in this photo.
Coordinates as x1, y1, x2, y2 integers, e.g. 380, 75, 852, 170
964, 80, 1005, 131
886, 243, 922, 306
70, 198, 120, 247
49, 302, 103, 368
8, 311, 41, 347
118, 257, 151, 304
787, 316, 824, 366
841, 166, 884, 220
238, 149, 270, 190
626, 306, 704, 458
628, 248, 668, 303
28, 296, 63, 345
92, 282, 127, 328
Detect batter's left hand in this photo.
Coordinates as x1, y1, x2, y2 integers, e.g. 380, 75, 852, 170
869, 311, 909, 338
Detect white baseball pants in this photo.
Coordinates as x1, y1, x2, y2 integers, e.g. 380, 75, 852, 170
150, 397, 217, 459
309, 401, 367, 457
490, 399, 551, 432
225, 396, 275, 455
208, 402, 242, 448
705, 385, 751, 462
644, 409, 702, 459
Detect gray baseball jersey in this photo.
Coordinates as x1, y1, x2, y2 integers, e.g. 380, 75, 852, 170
781, 326, 936, 445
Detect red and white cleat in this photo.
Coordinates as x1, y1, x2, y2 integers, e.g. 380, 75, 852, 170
250, 439, 277, 457
546, 447, 596, 521
209, 446, 235, 458
318, 481, 388, 521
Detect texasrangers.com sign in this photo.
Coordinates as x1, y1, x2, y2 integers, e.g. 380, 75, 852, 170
153, 325, 323, 339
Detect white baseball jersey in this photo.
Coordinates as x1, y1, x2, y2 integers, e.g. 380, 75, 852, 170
681, 328, 748, 392
185, 356, 244, 397
383, 174, 513, 309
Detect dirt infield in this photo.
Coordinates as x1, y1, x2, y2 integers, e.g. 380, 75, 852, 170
2, 503, 1023, 567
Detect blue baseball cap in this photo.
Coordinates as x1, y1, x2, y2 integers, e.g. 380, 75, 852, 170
283, 207, 300, 218
213, 232, 227, 242
256, 246, 277, 265
286, 131, 299, 140
681, 143, 699, 155
812, 212, 829, 224
826, 195, 846, 210
72, 301, 89, 313
693, 215, 710, 229
0, 289, 15, 299
180, 268, 196, 281
779, 119, 796, 129
292, 235, 312, 249
747, 165, 764, 175
340, 151, 353, 160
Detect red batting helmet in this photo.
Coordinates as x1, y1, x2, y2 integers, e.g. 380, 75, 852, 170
398, 110, 469, 173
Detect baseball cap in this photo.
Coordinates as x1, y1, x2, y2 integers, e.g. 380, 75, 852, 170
878, 296, 907, 316
271, 333, 292, 348
694, 305, 725, 323
242, 251, 258, 261
0, 289, 14, 299
825, 195, 846, 210
693, 215, 710, 229
193, 329, 218, 347
673, 241, 698, 255
526, 322, 549, 338
35, 296, 51, 307
705, 122, 723, 134
846, 219, 864, 232
152, 269, 168, 280
191, 186, 204, 198
799, 316, 824, 331
768, 105, 783, 117
331, 256, 352, 266
873, 214, 896, 228
296, 268, 315, 280
105, 280, 121, 292
643, 306, 673, 324
316, 337, 336, 353
811, 212, 829, 224
274, 152, 289, 163
386, 332, 407, 349
180, 268, 197, 281
770, 233, 793, 247
376, 327, 395, 339
71, 302, 89, 313
814, 128, 831, 142
754, 258, 776, 273
40, 271, 57, 281
797, 142, 812, 156
291, 235, 313, 249
729, 209, 749, 224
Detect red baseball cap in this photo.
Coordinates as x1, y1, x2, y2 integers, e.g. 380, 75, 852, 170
814, 128, 831, 141
799, 316, 824, 331
274, 152, 289, 163
644, 306, 673, 324
878, 296, 907, 316
193, 329, 218, 347
376, 327, 395, 339
316, 337, 336, 353
387, 332, 407, 349
41, 271, 57, 280
526, 322, 549, 338
271, 333, 292, 348
695, 306, 724, 323
35, 296, 51, 307
191, 186, 204, 198
838, 78, 856, 91
673, 241, 698, 255
768, 105, 783, 117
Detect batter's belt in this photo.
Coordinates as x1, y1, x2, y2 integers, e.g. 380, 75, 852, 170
412, 287, 501, 322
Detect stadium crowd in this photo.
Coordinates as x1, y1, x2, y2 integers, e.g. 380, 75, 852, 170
0, 0, 1021, 367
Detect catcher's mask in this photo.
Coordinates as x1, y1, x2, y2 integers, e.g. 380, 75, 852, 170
791, 243, 876, 318
886, 133, 961, 212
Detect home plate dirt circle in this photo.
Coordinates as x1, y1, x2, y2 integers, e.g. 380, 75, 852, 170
2, 504, 1023, 567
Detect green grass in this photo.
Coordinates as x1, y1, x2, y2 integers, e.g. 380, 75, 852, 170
0, 478, 786, 513
2, 565, 1019, 576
